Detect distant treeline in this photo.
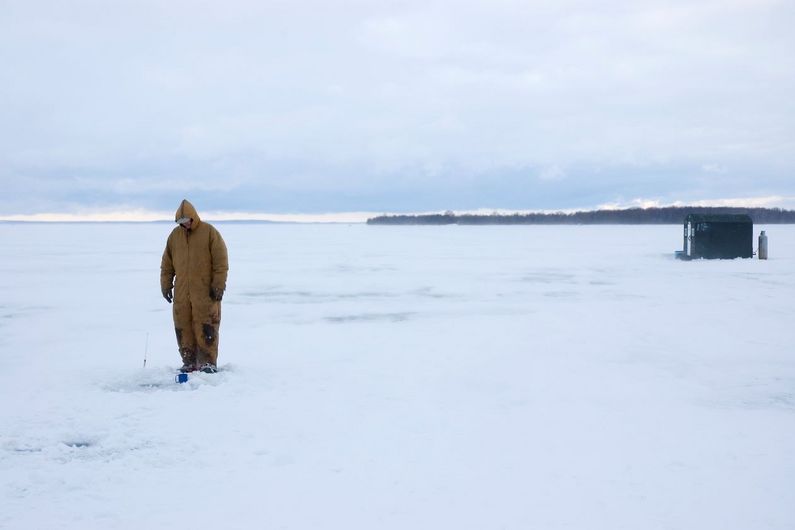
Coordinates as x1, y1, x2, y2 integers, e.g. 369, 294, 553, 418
367, 207, 795, 225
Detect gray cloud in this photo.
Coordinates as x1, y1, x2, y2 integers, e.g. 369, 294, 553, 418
2, 0, 794, 214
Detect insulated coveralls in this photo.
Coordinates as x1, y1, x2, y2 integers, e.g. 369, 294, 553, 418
160, 200, 229, 368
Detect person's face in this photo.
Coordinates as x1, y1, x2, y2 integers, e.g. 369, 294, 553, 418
180, 219, 193, 230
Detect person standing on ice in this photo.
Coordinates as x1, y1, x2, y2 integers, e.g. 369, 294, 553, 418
160, 199, 229, 374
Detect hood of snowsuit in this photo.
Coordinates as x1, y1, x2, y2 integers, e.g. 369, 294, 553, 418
174, 199, 202, 229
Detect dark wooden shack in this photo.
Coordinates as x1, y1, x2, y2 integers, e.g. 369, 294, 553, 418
677, 214, 753, 259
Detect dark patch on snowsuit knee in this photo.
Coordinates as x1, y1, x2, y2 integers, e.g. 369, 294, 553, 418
203, 324, 215, 346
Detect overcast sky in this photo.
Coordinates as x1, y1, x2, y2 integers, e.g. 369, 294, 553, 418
2, 0, 794, 217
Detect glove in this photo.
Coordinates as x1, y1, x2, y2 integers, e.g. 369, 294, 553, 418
162, 288, 173, 303
210, 286, 224, 301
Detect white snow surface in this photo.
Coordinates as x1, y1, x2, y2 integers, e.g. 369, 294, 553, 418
1, 223, 794, 530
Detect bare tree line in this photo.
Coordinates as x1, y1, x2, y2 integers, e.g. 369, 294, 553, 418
367, 207, 795, 225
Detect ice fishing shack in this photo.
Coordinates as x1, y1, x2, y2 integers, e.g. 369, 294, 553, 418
676, 213, 753, 260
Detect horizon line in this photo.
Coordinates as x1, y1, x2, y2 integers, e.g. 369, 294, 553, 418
1, 197, 794, 223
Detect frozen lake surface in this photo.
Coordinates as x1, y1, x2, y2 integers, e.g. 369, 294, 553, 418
1, 223, 794, 529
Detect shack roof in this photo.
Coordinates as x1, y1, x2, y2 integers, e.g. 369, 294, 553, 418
684, 213, 753, 224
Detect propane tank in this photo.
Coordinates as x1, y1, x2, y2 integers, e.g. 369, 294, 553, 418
758, 230, 768, 260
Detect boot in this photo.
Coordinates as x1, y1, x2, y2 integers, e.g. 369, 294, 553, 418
199, 363, 217, 374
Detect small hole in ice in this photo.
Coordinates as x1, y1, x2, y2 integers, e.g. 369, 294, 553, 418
64, 441, 93, 448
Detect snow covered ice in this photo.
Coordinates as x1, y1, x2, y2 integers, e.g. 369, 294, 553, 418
1, 222, 794, 529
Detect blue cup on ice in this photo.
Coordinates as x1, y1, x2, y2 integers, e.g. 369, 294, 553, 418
175, 373, 188, 384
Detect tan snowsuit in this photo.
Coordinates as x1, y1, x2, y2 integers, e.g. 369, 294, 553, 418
160, 200, 229, 369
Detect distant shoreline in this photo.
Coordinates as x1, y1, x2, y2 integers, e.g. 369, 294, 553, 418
367, 207, 795, 225
0, 220, 339, 225
3, 206, 795, 225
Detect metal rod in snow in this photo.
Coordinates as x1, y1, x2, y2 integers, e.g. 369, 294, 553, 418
143, 333, 149, 368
